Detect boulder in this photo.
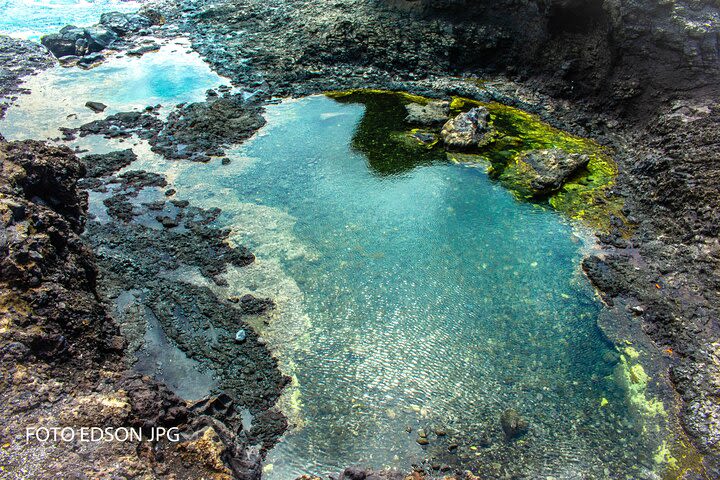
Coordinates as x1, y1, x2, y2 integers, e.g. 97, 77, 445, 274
516, 148, 589, 194
440, 107, 495, 149
40, 25, 116, 58
404, 100, 449, 125
500, 408, 529, 440
99, 12, 154, 35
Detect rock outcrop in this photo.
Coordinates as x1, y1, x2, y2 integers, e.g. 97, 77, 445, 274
440, 107, 495, 149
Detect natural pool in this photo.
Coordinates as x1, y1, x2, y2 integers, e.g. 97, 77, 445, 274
0, 16, 670, 476
140, 95, 662, 478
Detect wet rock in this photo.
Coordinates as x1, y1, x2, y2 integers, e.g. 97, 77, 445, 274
99, 11, 155, 36
500, 408, 529, 440
416, 436, 429, 445
411, 131, 438, 146
85, 101, 107, 113
238, 294, 274, 315
404, 100, 449, 125
515, 148, 590, 195
127, 43, 161, 57
41, 25, 117, 58
82, 149, 136, 178
221, 157, 231, 165
234, 329, 247, 343
77, 52, 106, 69
151, 95, 266, 161
440, 107, 495, 149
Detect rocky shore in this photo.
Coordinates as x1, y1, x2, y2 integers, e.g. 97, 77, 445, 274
0, 0, 718, 478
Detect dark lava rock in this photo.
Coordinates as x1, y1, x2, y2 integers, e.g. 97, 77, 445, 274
516, 148, 590, 195
41, 25, 117, 58
404, 100, 449, 125
500, 408, 529, 440
440, 107, 495, 149
99, 11, 156, 36
151, 94, 266, 161
75, 111, 163, 140
82, 149, 136, 178
0, 37, 54, 118
238, 294, 274, 315
127, 43, 161, 57
85, 101, 107, 113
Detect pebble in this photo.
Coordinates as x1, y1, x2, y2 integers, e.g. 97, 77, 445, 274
235, 329, 247, 343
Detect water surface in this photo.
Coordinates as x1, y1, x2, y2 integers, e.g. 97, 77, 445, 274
158, 96, 656, 479
0, 0, 144, 40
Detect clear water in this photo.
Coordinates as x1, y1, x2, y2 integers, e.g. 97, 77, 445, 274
0, 39, 226, 142
151, 97, 654, 478
0, 0, 144, 40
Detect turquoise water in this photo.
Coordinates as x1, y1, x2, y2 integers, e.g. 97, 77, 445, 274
163, 96, 654, 478
0, 40, 226, 142
0, 0, 143, 40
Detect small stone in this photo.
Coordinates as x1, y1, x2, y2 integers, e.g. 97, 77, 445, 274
234, 329, 247, 343
448, 443, 458, 452
434, 427, 447, 436
500, 408, 529, 440
416, 436, 429, 446
164, 188, 176, 196
221, 157, 231, 165
85, 101, 107, 113
227, 296, 240, 303
417, 428, 427, 438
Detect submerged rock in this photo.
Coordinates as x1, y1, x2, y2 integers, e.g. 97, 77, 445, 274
515, 148, 590, 195
82, 148, 136, 178
404, 100, 449, 126
500, 408, 529, 440
440, 107, 495, 149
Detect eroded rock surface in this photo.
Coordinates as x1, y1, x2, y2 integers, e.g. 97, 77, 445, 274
440, 107, 495, 149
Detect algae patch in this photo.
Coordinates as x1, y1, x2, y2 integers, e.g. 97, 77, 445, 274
326, 90, 625, 232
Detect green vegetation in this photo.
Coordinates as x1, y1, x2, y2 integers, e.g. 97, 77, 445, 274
325, 90, 626, 232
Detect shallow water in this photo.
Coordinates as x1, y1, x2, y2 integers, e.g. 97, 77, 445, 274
0, 11, 664, 477
0, 0, 144, 40
153, 96, 657, 478
0, 39, 225, 142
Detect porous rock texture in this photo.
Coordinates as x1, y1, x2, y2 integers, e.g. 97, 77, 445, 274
0, 139, 263, 479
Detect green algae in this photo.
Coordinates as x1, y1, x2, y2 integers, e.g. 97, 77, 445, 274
450, 97, 625, 232
326, 90, 625, 232
326, 90, 447, 176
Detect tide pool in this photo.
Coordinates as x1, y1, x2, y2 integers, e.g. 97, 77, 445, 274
158, 96, 660, 478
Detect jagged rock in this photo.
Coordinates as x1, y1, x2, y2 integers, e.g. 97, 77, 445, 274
440, 107, 495, 149
40, 25, 117, 58
99, 11, 154, 36
500, 408, 529, 440
404, 100, 449, 125
516, 148, 589, 195
85, 101, 107, 113
82, 149, 136, 178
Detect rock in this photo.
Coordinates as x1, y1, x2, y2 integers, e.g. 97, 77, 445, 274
234, 329, 247, 343
440, 107, 495, 149
416, 436, 429, 445
82, 149, 136, 177
411, 131, 438, 146
515, 148, 590, 195
404, 100, 449, 125
127, 43, 161, 57
221, 157, 231, 165
500, 408, 529, 440
99, 12, 154, 36
40, 25, 116, 58
77, 53, 106, 69
340, 467, 367, 480
85, 101, 107, 113
238, 294, 274, 315
434, 427, 447, 436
